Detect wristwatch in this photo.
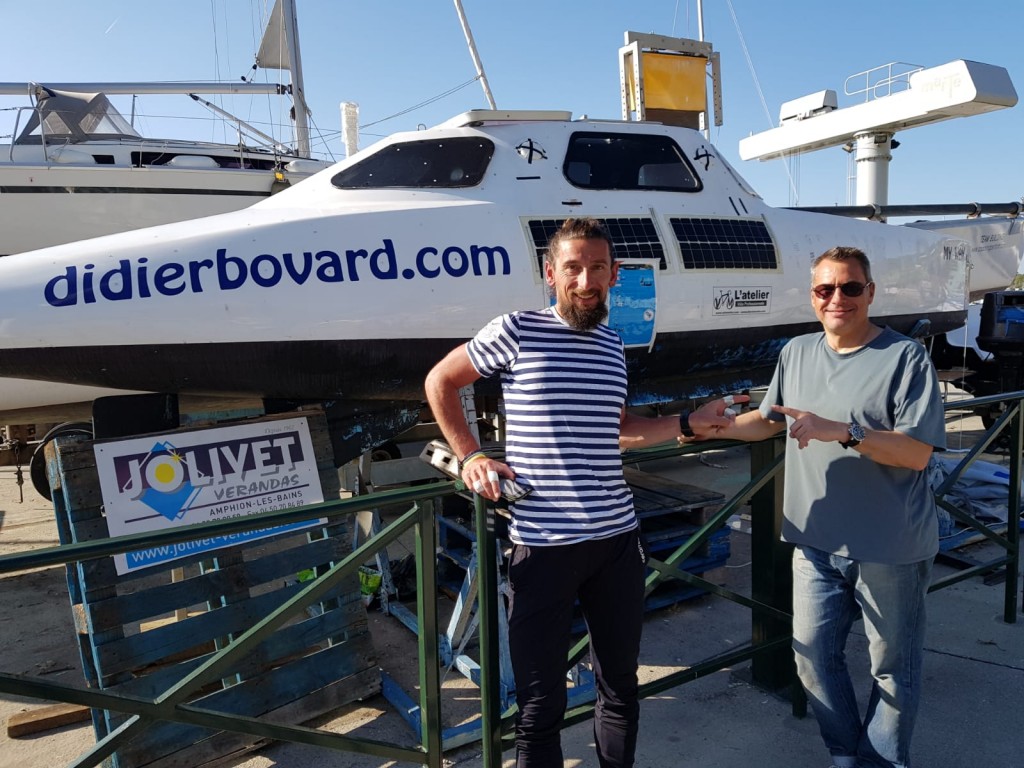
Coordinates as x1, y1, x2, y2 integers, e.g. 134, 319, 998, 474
840, 421, 865, 449
678, 409, 694, 438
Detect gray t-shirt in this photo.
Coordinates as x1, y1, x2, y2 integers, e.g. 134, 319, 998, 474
759, 326, 945, 564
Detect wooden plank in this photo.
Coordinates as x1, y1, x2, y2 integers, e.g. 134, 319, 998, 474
54, 490, 129, 698
64, 516, 111, 547
6, 703, 92, 738
110, 597, 369, 699
77, 508, 352, 596
109, 639, 380, 767
92, 571, 364, 680
138, 728, 268, 768
49, 437, 98, 472
92, 582, 330, 678
181, 667, 380, 768
58, 466, 106, 509
83, 536, 351, 630
95, 606, 376, 757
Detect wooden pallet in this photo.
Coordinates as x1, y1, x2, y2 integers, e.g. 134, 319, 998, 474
47, 409, 379, 768
625, 467, 726, 548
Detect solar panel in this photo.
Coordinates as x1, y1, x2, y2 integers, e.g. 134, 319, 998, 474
527, 217, 668, 273
670, 217, 778, 270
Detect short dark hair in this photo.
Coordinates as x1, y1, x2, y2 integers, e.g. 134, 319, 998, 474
812, 246, 873, 283
546, 218, 614, 265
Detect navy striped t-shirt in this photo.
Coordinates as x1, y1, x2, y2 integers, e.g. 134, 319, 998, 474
466, 307, 637, 546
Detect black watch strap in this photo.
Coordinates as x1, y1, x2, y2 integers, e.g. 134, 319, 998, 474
840, 421, 865, 449
678, 409, 694, 438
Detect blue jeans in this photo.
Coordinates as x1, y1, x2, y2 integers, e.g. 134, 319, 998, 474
791, 545, 932, 768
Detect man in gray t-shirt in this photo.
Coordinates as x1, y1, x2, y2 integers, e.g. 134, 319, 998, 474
692, 246, 944, 768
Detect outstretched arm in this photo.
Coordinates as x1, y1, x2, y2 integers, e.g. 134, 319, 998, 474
424, 344, 483, 461
424, 344, 513, 501
691, 401, 786, 443
619, 395, 752, 449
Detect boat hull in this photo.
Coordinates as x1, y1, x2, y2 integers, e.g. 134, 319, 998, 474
0, 162, 317, 255
0, 309, 961, 411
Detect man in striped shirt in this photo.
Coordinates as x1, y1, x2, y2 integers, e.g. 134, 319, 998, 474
425, 218, 737, 767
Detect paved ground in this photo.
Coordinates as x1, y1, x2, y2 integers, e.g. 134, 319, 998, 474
0, 403, 1021, 768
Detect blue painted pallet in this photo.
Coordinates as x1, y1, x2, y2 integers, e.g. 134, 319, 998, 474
46, 409, 379, 768
938, 517, 1024, 551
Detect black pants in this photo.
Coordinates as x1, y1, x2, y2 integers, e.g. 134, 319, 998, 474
507, 527, 647, 768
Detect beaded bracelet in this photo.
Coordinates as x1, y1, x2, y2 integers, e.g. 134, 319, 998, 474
460, 450, 487, 470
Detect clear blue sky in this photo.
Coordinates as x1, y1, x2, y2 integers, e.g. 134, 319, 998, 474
2, 1, 1021, 210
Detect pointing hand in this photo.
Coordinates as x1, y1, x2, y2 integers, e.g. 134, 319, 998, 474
772, 405, 847, 449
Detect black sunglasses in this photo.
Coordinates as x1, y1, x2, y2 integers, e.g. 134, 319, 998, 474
812, 281, 871, 300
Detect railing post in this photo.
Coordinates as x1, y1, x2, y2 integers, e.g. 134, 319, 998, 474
1007, 403, 1022, 623
416, 499, 443, 766
474, 494, 503, 766
749, 436, 798, 702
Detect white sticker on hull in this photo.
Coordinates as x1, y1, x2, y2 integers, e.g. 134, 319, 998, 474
712, 286, 772, 315
42, 240, 513, 308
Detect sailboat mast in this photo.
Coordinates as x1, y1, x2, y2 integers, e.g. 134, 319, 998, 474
453, 0, 497, 110
281, 0, 310, 156
697, 0, 709, 139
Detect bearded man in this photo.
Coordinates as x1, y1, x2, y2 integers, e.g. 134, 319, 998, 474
425, 217, 734, 767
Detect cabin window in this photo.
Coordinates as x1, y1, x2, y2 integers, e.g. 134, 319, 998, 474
670, 217, 778, 270
129, 152, 279, 170
527, 217, 668, 273
331, 138, 494, 189
563, 133, 701, 192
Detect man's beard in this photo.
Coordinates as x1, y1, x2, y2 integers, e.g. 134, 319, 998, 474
559, 297, 608, 331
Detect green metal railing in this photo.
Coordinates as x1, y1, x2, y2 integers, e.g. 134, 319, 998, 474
0, 390, 1019, 766
0, 482, 454, 767
928, 391, 1022, 623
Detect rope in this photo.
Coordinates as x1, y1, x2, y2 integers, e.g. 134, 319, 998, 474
359, 77, 481, 131
724, 0, 800, 202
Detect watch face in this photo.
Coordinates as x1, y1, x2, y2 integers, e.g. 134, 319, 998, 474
849, 422, 865, 441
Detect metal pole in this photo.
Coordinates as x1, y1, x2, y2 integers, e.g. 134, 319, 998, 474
190, 94, 287, 150
749, 437, 799, 706
341, 102, 360, 158
0, 81, 285, 95
697, 0, 709, 139
453, 0, 497, 110
474, 493, 503, 765
1007, 402, 1021, 622
416, 500, 444, 765
853, 131, 893, 214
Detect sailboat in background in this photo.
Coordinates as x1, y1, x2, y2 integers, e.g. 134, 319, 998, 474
0, 0, 331, 256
